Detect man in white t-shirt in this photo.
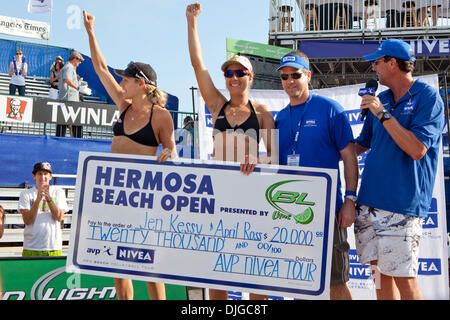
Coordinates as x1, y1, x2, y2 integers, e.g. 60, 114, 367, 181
18, 162, 68, 256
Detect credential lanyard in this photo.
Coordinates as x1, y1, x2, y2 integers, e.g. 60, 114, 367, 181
289, 103, 308, 155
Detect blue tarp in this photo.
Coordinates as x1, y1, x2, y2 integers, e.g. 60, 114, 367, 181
0, 134, 111, 186
0, 133, 194, 187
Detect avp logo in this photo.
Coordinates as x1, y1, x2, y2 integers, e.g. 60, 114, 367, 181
266, 180, 315, 225
87, 247, 101, 255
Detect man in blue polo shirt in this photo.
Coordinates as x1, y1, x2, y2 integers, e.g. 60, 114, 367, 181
355, 39, 444, 300
275, 51, 358, 300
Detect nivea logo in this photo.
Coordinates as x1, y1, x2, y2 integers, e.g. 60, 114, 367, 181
422, 213, 438, 229
345, 110, 363, 125
349, 264, 372, 279
418, 258, 441, 275
423, 198, 438, 229
116, 246, 155, 264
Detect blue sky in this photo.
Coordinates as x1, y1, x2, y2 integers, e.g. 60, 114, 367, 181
1, 0, 271, 113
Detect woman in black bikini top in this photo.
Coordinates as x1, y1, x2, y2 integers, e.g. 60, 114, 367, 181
83, 10, 175, 301
187, 2, 277, 301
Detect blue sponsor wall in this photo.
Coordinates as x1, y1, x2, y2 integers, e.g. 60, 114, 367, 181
0, 134, 194, 187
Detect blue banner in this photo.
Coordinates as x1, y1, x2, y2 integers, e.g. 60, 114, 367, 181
299, 39, 450, 59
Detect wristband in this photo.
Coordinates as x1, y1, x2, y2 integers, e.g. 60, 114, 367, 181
376, 109, 386, 117
344, 190, 357, 197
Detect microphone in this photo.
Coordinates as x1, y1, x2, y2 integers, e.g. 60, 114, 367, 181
359, 79, 378, 121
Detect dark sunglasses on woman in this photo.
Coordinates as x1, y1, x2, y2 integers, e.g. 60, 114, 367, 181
224, 69, 251, 78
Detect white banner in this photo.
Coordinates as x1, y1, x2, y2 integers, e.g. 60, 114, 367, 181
67, 151, 337, 299
27, 0, 52, 14
198, 74, 449, 300
0, 95, 34, 123
0, 15, 50, 40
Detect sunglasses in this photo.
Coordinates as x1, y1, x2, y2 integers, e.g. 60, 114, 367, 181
224, 69, 251, 78
128, 61, 153, 84
15, 53, 23, 56
280, 72, 304, 81
371, 59, 384, 67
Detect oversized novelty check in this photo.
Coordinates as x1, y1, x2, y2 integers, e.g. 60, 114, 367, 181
66, 152, 337, 299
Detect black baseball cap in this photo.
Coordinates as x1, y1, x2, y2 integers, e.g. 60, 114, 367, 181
32, 162, 52, 174
114, 61, 157, 87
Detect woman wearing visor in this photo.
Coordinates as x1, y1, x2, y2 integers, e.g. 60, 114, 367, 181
186, 3, 276, 176
83, 10, 175, 300
186, 3, 276, 300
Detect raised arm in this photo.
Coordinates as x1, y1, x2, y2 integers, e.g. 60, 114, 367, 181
83, 10, 126, 110
186, 3, 224, 114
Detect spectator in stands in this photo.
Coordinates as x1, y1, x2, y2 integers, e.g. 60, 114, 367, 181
355, 39, 444, 300
18, 162, 68, 257
57, 50, 84, 138
181, 115, 195, 145
83, 9, 176, 300
8, 50, 28, 96
0, 205, 5, 239
49, 56, 64, 100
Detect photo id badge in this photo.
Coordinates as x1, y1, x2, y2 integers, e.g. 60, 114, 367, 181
287, 154, 300, 166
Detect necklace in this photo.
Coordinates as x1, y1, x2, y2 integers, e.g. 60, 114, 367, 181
229, 106, 240, 116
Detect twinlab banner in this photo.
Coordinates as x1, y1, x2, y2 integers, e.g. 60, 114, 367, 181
197, 74, 449, 300
0, 95, 119, 127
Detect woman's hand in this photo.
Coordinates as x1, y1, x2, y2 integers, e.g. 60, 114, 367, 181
83, 10, 95, 34
240, 154, 257, 176
186, 3, 202, 22
157, 148, 177, 163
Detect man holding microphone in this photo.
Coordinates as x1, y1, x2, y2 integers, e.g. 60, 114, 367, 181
354, 39, 444, 300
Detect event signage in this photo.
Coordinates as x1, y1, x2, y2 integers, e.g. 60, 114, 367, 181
32, 98, 119, 127
0, 257, 186, 300
27, 0, 52, 14
226, 38, 291, 60
0, 95, 34, 123
67, 152, 337, 299
298, 39, 450, 59
0, 15, 50, 40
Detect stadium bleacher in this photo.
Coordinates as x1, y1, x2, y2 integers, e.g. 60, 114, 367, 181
0, 71, 107, 104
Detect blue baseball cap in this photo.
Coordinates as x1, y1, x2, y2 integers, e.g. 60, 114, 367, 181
277, 54, 310, 71
363, 39, 415, 62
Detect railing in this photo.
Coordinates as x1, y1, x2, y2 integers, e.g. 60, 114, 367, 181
269, 0, 450, 33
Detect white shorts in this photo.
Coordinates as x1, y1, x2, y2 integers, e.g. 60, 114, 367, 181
354, 205, 423, 277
